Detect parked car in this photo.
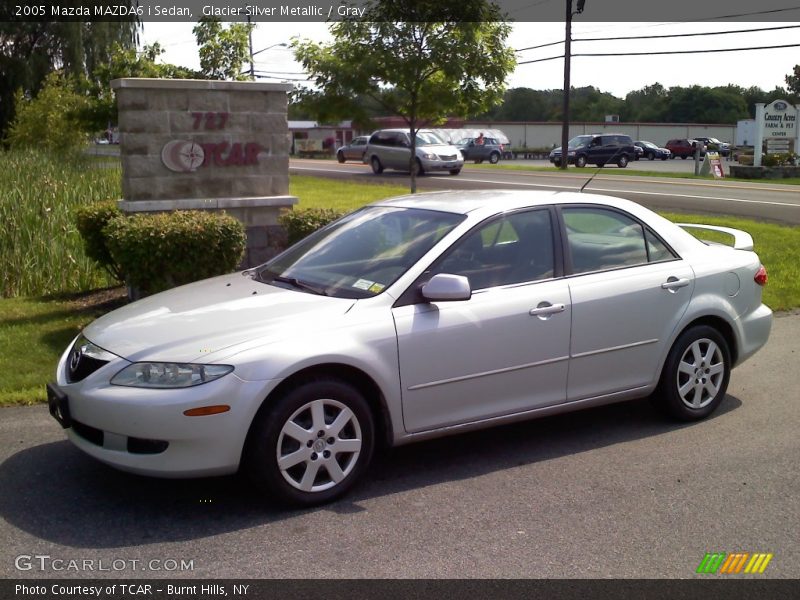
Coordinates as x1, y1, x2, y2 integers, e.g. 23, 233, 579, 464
336, 136, 369, 163
455, 136, 504, 164
365, 129, 464, 176
48, 190, 772, 507
549, 133, 636, 168
692, 137, 731, 157
665, 139, 704, 159
635, 141, 671, 161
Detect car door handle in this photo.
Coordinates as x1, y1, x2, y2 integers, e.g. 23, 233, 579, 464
529, 303, 566, 316
661, 277, 690, 291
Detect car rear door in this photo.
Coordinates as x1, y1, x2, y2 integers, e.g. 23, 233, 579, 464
560, 205, 694, 401
392, 208, 571, 433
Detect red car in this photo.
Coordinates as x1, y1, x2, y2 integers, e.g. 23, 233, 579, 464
665, 139, 704, 160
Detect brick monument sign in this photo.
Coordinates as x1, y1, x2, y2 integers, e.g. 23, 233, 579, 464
111, 78, 297, 266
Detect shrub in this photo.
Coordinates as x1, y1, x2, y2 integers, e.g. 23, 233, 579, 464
279, 207, 345, 245
762, 152, 798, 167
75, 201, 124, 281
103, 210, 246, 297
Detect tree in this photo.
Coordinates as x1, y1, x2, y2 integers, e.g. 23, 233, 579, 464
293, 0, 516, 192
86, 42, 198, 131
0, 16, 140, 140
5, 71, 91, 152
787, 65, 800, 96
193, 17, 253, 81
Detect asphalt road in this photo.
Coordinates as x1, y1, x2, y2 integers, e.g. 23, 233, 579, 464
1, 313, 798, 580
290, 159, 800, 225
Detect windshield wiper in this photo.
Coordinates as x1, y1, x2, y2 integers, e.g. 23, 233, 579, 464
269, 275, 329, 296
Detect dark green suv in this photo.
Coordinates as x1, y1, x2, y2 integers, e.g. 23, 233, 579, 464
549, 133, 636, 168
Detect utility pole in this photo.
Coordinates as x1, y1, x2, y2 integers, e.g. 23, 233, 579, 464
560, 0, 585, 170
247, 13, 255, 79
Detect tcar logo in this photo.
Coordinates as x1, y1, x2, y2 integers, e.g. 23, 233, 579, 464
69, 347, 82, 374
161, 140, 206, 172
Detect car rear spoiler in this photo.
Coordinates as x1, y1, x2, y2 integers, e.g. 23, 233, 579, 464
676, 223, 754, 251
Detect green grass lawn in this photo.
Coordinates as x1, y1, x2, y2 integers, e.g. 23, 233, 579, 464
467, 162, 800, 185
1, 175, 797, 406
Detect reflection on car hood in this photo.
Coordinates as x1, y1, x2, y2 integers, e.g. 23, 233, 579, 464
83, 273, 355, 363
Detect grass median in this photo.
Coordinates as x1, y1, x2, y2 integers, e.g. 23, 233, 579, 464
1, 174, 797, 406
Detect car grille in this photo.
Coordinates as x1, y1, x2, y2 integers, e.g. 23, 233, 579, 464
438, 154, 458, 161
66, 340, 109, 383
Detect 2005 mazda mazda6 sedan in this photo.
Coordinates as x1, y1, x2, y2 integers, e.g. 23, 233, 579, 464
48, 190, 772, 506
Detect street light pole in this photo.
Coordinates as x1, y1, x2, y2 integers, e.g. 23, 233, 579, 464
247, 14, 255, 79
560, 0, 585, 170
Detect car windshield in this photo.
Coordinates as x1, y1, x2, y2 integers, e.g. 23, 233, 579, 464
567, 135, 593, 149
256, 207, 465, 299
640, 141, 658, 149
416, 131, 445, 146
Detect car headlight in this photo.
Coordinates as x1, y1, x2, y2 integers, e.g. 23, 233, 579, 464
421, 153, 439, 160
567, 151, 576, 156
111, 362, 234, 389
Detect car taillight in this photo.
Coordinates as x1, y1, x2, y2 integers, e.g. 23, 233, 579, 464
754, 265, 768, 286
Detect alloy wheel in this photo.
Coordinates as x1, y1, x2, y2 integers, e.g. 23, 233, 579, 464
676, 338, 725, 410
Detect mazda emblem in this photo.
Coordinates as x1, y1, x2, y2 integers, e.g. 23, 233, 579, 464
69, 348, 82, 373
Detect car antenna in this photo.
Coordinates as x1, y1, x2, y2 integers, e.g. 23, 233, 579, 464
578, 143, 629, 193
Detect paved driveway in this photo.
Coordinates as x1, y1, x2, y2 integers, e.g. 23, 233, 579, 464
1, 314, 798, 579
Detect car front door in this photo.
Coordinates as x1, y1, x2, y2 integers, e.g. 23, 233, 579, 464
560, 205, 694, 401
392, 208, 571, 433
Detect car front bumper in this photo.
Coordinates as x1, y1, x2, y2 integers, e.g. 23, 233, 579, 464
420, 157, 464, 171
51, 358, 277, 477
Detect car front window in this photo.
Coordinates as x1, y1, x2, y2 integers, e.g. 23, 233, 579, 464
257, 207, 464, 299
416, 132, 445, 146
568, 135, 593, 149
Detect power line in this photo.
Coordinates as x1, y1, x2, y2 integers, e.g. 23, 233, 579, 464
518, 41, 800, 65
515, 24, 800, 55
574, 24, 800, 43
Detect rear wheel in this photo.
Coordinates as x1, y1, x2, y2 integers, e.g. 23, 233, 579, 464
489, 152, 500, 164
245, 379, 375, 507
337, 151, 345, 163
656, 326, 731, 421
617, 155, 628, 168
370, 156, 383, 174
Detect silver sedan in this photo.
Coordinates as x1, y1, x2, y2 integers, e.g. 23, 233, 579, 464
48, 191, 772, 507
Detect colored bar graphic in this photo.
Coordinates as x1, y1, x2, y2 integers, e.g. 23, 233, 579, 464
697, 552, 773, 574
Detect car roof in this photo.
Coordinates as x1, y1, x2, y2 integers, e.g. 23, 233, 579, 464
372, 189, 649, 217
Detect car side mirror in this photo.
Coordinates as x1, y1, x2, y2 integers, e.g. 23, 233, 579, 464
421, 274, 472, 302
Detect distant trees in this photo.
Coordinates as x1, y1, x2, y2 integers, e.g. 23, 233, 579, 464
787, 65, 800, 96
192, 17, 252, 81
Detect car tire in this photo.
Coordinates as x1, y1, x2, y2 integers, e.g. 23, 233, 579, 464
575, 155, 587, 168
449, 168, 461, 175
647, 151, 655, 160
415, 158, 424, 176
245, 378, 375, 507
370, 156, 383, 174
661, 156, 668, 161
337, 151, 345, 163
655, 325, 731, 422
489, 152, 500, 164
681, 155, 688, 160
617, 155, 628, 168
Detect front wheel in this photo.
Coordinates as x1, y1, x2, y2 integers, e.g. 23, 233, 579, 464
647, 151, 655, 160
414, 158, 424, 176
449, 168, 461, 175
336, 151, 345, 163
245, 379, 375, 507
655, 326, 731, 421
575, 155, 587, 168
370, 156, 383, 174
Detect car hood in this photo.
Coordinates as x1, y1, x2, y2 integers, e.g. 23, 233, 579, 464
420, 144, 461, 154
83, 273, 356, 363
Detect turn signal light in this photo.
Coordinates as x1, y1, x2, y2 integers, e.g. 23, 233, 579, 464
754, 265, 768, 286
183, 405, 230, 417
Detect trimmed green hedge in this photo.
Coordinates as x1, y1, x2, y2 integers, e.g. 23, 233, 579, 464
103, 211, 246, 297
279, 207, 344, 245
74, 201, 123, 281
76, 205, 246, 297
